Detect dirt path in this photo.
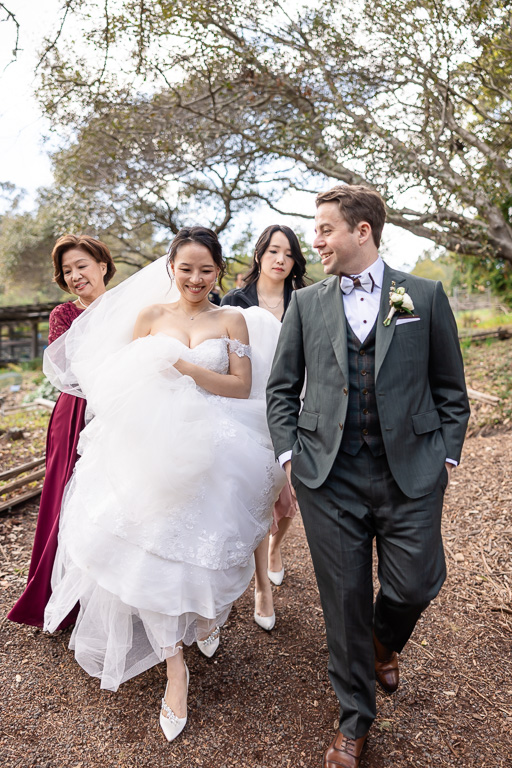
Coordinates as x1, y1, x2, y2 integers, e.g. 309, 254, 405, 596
1, 432, 511, 768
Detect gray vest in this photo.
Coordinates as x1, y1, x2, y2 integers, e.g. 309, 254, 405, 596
340, 321, 385, 457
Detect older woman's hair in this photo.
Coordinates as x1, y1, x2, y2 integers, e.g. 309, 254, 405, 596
52, 234, 116, 292
167, 226, 226, 287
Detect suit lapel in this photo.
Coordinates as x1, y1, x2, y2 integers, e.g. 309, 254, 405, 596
375, 264, 407, 381
319, 276, 348, 382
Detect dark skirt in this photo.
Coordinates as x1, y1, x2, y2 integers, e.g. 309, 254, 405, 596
7, 392, 86, 629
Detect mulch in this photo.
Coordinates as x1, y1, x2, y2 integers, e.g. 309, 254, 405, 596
1, 428, 511, 767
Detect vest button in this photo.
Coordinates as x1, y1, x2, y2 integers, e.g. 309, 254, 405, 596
362, 388, 368, 395
359, 349, 365, 355
361, 370, 367, 376
363, 408, 369, 415
339, 423, 343, 430
362, 428, 369, 435
343, 388, 348, 396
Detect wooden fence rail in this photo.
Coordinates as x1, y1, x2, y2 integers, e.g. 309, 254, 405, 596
458, 326, 512, 342
0, 456, 46, 514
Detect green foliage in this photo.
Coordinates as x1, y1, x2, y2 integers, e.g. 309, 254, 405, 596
23, 376, 60, 402
411, 251, 455, 288
1, 407, 50, 433
455, 308, 512, 330
462, 336, 512, 428
0, 183, 167, 304
19, 358, 44, 372
0, 191, 63, 303
450, 253, 512, 308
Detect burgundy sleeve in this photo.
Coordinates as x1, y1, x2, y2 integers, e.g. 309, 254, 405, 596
48, 303, 79, 344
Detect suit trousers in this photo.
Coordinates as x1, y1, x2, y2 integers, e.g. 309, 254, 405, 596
293, 443, 447, 739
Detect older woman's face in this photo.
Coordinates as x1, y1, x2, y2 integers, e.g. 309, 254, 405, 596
61, 248, 108, 304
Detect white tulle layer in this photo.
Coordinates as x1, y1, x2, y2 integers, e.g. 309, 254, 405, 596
44, 329, 285, 691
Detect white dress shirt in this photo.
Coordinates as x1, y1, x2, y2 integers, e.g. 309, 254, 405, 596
342, 256, 384, 343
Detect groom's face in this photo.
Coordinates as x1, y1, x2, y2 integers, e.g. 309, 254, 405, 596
314, 203, 362, 276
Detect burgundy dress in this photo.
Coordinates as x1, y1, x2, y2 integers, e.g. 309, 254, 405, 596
7, 302, 85, 629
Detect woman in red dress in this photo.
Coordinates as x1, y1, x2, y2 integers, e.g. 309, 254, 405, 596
7, 234, 116, 629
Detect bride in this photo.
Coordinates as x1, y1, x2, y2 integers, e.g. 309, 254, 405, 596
43, 227, 286, 741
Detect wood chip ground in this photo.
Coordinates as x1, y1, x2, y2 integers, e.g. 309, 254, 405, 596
1, 429, 511, 767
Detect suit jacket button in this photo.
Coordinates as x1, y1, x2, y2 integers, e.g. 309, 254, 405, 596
362, 428, 369, 435
343, 388, 348, 396
339, 423, 343, 430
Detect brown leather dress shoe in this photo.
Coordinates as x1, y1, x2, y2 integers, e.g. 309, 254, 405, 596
323, 731, 367, 768
373, 631, 399, 693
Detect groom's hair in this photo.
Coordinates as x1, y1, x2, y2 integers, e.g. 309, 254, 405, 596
315, 185, 387, 248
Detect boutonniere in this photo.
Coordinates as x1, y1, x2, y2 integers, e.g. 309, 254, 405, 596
383, 282, 415, 326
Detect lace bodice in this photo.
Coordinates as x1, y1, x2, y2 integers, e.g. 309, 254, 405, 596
48, 302, 83, 344
159, 335, 251, 375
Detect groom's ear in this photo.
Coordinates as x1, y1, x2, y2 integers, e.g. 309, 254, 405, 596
357, 221, 373, 245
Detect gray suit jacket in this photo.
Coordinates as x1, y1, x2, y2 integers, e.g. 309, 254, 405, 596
266, 265, 470, 499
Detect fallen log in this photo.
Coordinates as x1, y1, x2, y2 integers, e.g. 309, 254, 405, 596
0, 467, 46, 495
458, 326, 512, 342
0, 484, 43, 514
0, 456, 45, 483
33, 397, 56, 411
467, 388, 501, 405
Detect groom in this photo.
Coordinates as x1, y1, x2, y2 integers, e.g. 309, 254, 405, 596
266, 185, 470, 767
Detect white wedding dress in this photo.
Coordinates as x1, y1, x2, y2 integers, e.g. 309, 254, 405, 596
42, 258, 285, 692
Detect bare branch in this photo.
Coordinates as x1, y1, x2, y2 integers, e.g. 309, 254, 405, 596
35, 0, 74, 72
0, 2, 20, 67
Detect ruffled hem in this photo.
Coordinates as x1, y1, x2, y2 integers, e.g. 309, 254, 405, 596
44, 328, 285, 690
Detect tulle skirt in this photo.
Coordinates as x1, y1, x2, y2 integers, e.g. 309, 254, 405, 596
44, 331, 285, 690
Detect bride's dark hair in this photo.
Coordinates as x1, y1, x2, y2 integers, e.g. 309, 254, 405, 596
167, 227, 226, 287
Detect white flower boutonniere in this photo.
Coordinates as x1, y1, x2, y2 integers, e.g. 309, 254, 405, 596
383, 282, 415, 326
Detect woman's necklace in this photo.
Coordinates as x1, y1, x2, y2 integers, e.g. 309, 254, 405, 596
257, 291, 284, 310
180, 304, 210, 321
76, 296, 91, 309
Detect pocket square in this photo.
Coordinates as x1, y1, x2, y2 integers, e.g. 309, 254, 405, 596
396, 316, 421, 325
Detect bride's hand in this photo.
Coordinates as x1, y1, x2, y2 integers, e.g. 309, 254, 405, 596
173, 358, 189, 376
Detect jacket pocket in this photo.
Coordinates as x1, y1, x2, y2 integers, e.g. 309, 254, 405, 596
412, 409, 442, 435
297, 410, 318, 432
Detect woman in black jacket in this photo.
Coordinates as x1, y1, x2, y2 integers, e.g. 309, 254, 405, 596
222, 224, 309, 629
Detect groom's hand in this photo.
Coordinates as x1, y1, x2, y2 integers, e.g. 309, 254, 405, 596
445, 462, 453, 488
284, 460, 299, 509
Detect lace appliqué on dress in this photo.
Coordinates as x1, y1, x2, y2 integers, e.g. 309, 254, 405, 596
227, 338, 252, 359
48, 302, 83, 344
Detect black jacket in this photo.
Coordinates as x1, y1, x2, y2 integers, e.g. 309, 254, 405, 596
220, 281, 293, 321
